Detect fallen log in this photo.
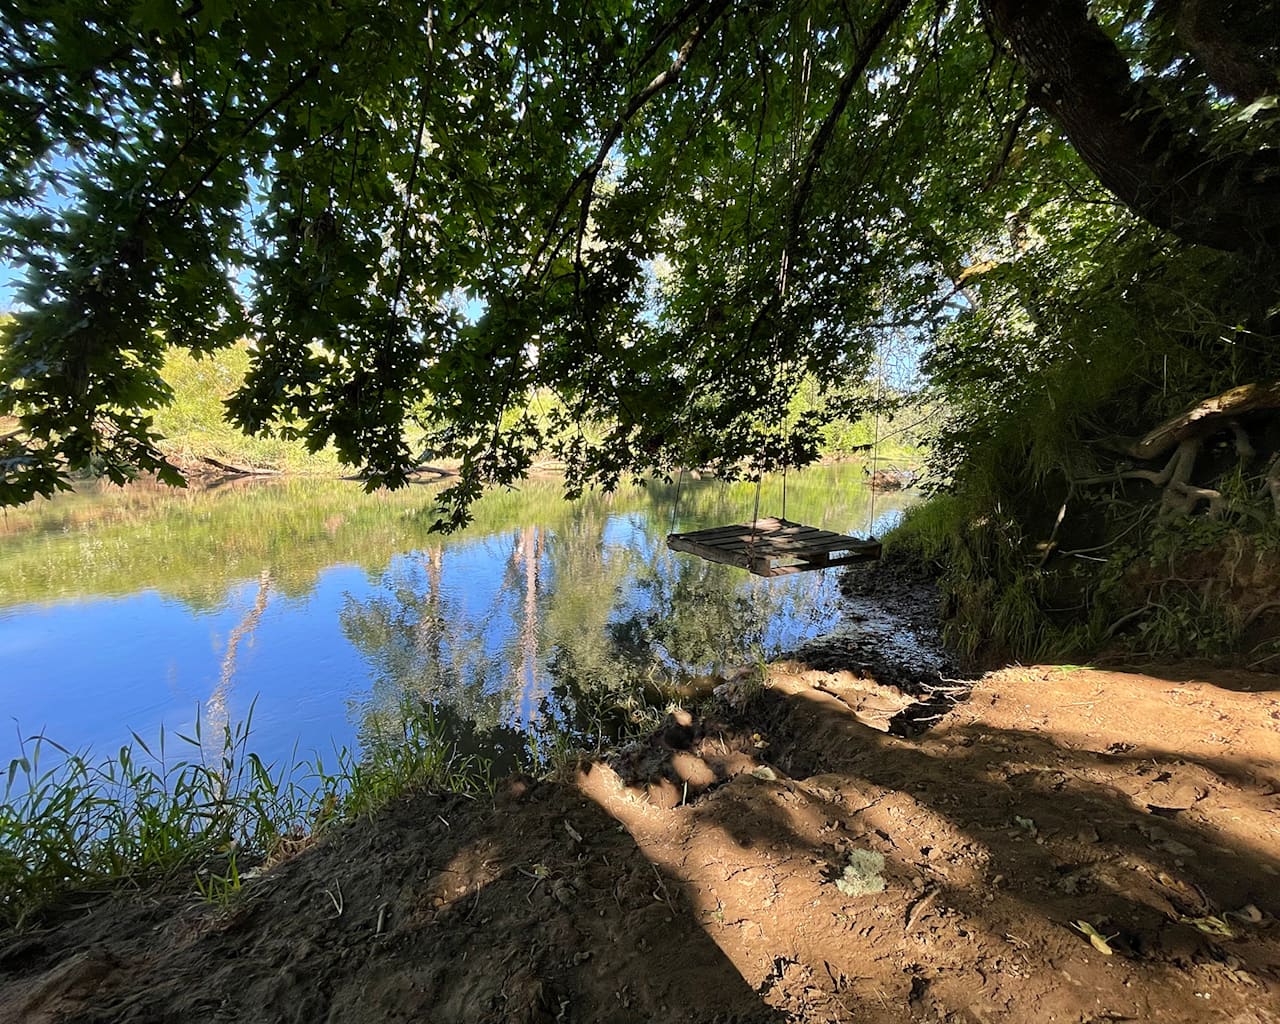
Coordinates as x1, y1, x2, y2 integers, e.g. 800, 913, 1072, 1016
1122, 380, 1280, 460
199, 455, 280, 477
340, 464, 459, 483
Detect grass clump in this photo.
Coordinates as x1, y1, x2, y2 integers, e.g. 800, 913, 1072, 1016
0, 701, 490, 930
314, 704, 494, 820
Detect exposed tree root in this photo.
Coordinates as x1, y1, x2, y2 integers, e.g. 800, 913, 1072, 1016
1123, 380, 1280, 460
1077, 394, 1280, 521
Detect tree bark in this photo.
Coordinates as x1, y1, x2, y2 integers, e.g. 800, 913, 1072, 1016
982, 0, 1280, 254
1125, 380, 1280, 459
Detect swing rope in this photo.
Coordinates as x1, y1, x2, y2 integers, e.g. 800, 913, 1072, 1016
757, 16, 808, 535
868, 362, 884, 538
668, 465, 687, 535
674, 11, 809, 549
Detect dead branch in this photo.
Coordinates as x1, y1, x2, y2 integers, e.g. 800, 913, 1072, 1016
1165, 481, 1223, 518
200, 456, 280, 477
1244, 600, 1280, 630
1123, 381, 1280, 460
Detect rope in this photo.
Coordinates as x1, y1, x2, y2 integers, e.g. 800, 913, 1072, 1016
764, 10, 808, 533
868, 364, 884, 538
668, 466, 687, 535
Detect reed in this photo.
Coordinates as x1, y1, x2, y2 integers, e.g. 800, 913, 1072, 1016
0, 700, 491, 929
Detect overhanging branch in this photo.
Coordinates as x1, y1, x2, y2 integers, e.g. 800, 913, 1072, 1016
783, 0, 913, 259
528, 0, 732, 280
982, 0, 1280, 253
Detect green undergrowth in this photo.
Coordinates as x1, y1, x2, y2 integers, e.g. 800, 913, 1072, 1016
881, 213, 1280, 668
887, 483, 1280, 668
153, 346, 342, 473
0, 701, 494, 930
152, 344, 922, 477
883, 492, 1075, 662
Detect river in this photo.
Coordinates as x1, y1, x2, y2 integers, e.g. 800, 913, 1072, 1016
0, 466, 914, 773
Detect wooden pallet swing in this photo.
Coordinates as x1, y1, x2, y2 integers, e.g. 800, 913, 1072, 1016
667, 515, 881, 578
666, 194, 886, 578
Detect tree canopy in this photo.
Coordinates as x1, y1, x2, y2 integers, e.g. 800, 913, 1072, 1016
0, 0, 1277, 527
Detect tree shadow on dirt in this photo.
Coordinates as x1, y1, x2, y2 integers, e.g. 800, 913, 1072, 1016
1, 777, 785, 1024
655, 680, 1280, 1018
6, 670, 1278, 1024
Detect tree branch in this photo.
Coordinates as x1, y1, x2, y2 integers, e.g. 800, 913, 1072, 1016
572, 0, 732, 272
982, 0, 1280, 253
1159, 0, 1280, 104
528, 0, 730, 279
783, 0, 912, 259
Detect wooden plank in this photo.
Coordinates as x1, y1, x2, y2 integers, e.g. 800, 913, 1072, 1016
760, 548, 882, 576
666, 534, 768, 573
684, 524, 756, 540
750, 532, 870, 552
667, 535, 751, 570
675, 517, 798, 542
766, 535, 876, 556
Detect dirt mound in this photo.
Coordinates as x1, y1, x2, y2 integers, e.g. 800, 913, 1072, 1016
4, 665, 1279, 1023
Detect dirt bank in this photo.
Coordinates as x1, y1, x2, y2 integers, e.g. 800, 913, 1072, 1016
4, 660, 1278, 1023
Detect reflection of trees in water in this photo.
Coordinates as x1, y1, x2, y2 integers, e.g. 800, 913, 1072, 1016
542, 540, 838, 745
205, 569, 272, 763
340, 545, 504, 733
510, 525, 545, 721
3, 464, 895, 614
340, 528, 557, 753
339, 478, 879, 756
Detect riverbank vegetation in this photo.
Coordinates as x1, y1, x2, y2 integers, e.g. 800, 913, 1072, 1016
884, 221, 1280, 665
0, 700, 495, 929
148, 343, 927, 477
151, 346, 343, 474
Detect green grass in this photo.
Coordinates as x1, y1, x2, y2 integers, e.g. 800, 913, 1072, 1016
151, 346, 924, 476
883, 491, 1066, 661
0, 701, 492, 930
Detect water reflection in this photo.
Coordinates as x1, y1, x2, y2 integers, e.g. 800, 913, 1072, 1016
0, 468, 918, 769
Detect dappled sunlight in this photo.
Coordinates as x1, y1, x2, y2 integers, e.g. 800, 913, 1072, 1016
418, 838, 507, 918
578, 663, 1280, 1020
7, 652, 1277, 1022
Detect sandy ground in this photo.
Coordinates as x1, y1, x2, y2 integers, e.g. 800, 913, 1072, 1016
3, 663, 1279, 1023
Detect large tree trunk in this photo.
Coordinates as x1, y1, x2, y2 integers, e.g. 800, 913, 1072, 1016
982, 0, 1280, 254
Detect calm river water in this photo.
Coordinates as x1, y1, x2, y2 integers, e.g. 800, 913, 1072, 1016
0, 467, 914, 771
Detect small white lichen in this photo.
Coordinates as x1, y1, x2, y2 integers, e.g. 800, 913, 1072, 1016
834, 849, 886, 897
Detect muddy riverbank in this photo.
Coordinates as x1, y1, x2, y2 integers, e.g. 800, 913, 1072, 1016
4, 565, 1278, 1023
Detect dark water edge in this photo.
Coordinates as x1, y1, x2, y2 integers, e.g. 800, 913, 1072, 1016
797, 556, 962, 690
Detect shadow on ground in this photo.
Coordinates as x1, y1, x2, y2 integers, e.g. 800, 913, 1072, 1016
3, 663, 1279, 1023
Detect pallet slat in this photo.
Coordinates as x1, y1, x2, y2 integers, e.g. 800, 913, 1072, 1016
667, 517, 881, 577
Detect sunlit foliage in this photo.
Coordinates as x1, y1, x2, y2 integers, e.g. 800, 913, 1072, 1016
3, 1, 1274, 529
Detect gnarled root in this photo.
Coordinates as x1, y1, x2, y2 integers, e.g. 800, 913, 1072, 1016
1266, 454, 1280, 517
